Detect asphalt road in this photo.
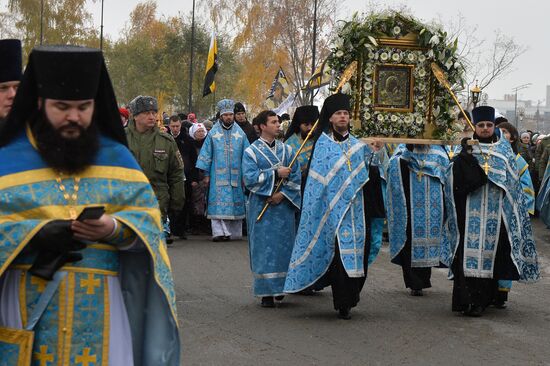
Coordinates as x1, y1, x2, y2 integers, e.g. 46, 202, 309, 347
170, 218, 550, 366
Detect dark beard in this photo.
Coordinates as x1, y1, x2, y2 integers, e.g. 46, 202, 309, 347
31, 109, 100, 174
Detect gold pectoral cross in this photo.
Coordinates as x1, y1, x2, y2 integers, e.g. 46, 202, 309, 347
346, 159, 352, 171
482, 161, 490, 175
449, 150, 454, 159
416, 171, 424, 182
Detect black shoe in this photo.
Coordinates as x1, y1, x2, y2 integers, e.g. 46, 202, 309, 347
261, 296, 275, 308
338, 307, 351, 320
274, 295, 285, 301
463, 304, 483, 317
493, 300, 507, 309
223, 236, 231, 241
410, 289, 423, 296
212, 236, 224, 242
166, 237, 174, 245
298, 288, 315, 296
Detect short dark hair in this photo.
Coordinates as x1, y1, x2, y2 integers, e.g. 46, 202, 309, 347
498, 121, 519, 153
256, 110, 278, 126
169, 115, 181, 123
495, 116, 508, 126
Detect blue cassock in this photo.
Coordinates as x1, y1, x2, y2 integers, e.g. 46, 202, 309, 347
196, 122, 250, 219
386, 145, 449, 268
284, 132, 372, 293
242, 139, 301, 296
441, 138, 539, 282
537, 157, 550, 228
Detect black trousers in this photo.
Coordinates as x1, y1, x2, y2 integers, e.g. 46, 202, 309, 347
451, 224, 518, 312
319, 244, 368, 310
397, 239, 432, 290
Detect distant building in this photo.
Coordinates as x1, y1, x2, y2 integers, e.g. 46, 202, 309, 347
485, 86, 550, 133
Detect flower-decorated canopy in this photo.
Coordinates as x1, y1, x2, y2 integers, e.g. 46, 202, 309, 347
328, 11, 466, 139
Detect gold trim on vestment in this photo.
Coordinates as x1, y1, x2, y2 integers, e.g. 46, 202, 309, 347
56, 277, 66, 366
0, 204, 161, 231
0, 327, 34, 365
0, 165, 150, 192
62, 273, 75, 365
19, 271, 27, 328
102, 276, 110, 366
10, 265, 118, 277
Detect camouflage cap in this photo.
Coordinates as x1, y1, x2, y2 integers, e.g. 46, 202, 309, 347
129, 95, 158, 115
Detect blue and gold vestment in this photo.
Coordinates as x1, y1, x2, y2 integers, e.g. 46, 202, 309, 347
284, 132, 372, 292
386, 145, 449, 268
441, 138, 539, 282
537, 157, 550, 228
243, 139, 301, 296
0, 128, 180, 365
515, 153, 535, 215
285, 133, 313, 174
196, 122, 250, 219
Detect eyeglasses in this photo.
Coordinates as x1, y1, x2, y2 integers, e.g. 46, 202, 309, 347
476, 122, 494, 129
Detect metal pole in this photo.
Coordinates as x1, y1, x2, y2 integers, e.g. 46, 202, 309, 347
310, 0, 318, 104
100, 0, 105, 50
511, 83, 532, 129
188, 0, 196, 112
514, 91, 518, 128
40, 0, 44, 45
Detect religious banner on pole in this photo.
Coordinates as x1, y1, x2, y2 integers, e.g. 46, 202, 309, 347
203, 31, 218, 97
273, 93, 297, 115
265, 68, 290, 110
303, 58, 331, 91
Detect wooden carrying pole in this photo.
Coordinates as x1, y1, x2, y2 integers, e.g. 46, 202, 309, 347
256, 61, 358, 222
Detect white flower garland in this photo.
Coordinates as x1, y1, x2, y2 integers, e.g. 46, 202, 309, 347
328, 11, 466, 139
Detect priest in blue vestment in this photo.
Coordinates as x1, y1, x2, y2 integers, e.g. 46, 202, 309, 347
283, 105, 319, 186
441, 106, 539, 317
0, 46, 179, 365
387, 144, 450, 296
243, 110, 301, 308
284, 93, 385, 320
196, 99, 250, 241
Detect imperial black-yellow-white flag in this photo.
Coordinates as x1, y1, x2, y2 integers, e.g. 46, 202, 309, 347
303, 58, 331, 91
265, 68, 290, 109
203, 31, 218, 97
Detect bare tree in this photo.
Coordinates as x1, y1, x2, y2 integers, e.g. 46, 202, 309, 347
442, 14, 526, 105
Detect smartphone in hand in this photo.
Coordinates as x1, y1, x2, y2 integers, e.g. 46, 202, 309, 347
76, 206, 105, 221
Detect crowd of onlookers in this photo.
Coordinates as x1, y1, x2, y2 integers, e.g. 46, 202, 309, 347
517, 129, 550, 195
118, 101, 268, 240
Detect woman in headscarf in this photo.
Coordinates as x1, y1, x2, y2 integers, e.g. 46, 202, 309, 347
187, 123, 211, 235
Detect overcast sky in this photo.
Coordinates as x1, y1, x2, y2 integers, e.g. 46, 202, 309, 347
7, 0, 547, 102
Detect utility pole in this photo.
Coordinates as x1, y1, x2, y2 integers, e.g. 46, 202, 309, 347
188, 0, 196, 112
99, 0, 105, 50
40, 0, 44, 45
512, 83, 531, 128
310, 0, 318, 104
